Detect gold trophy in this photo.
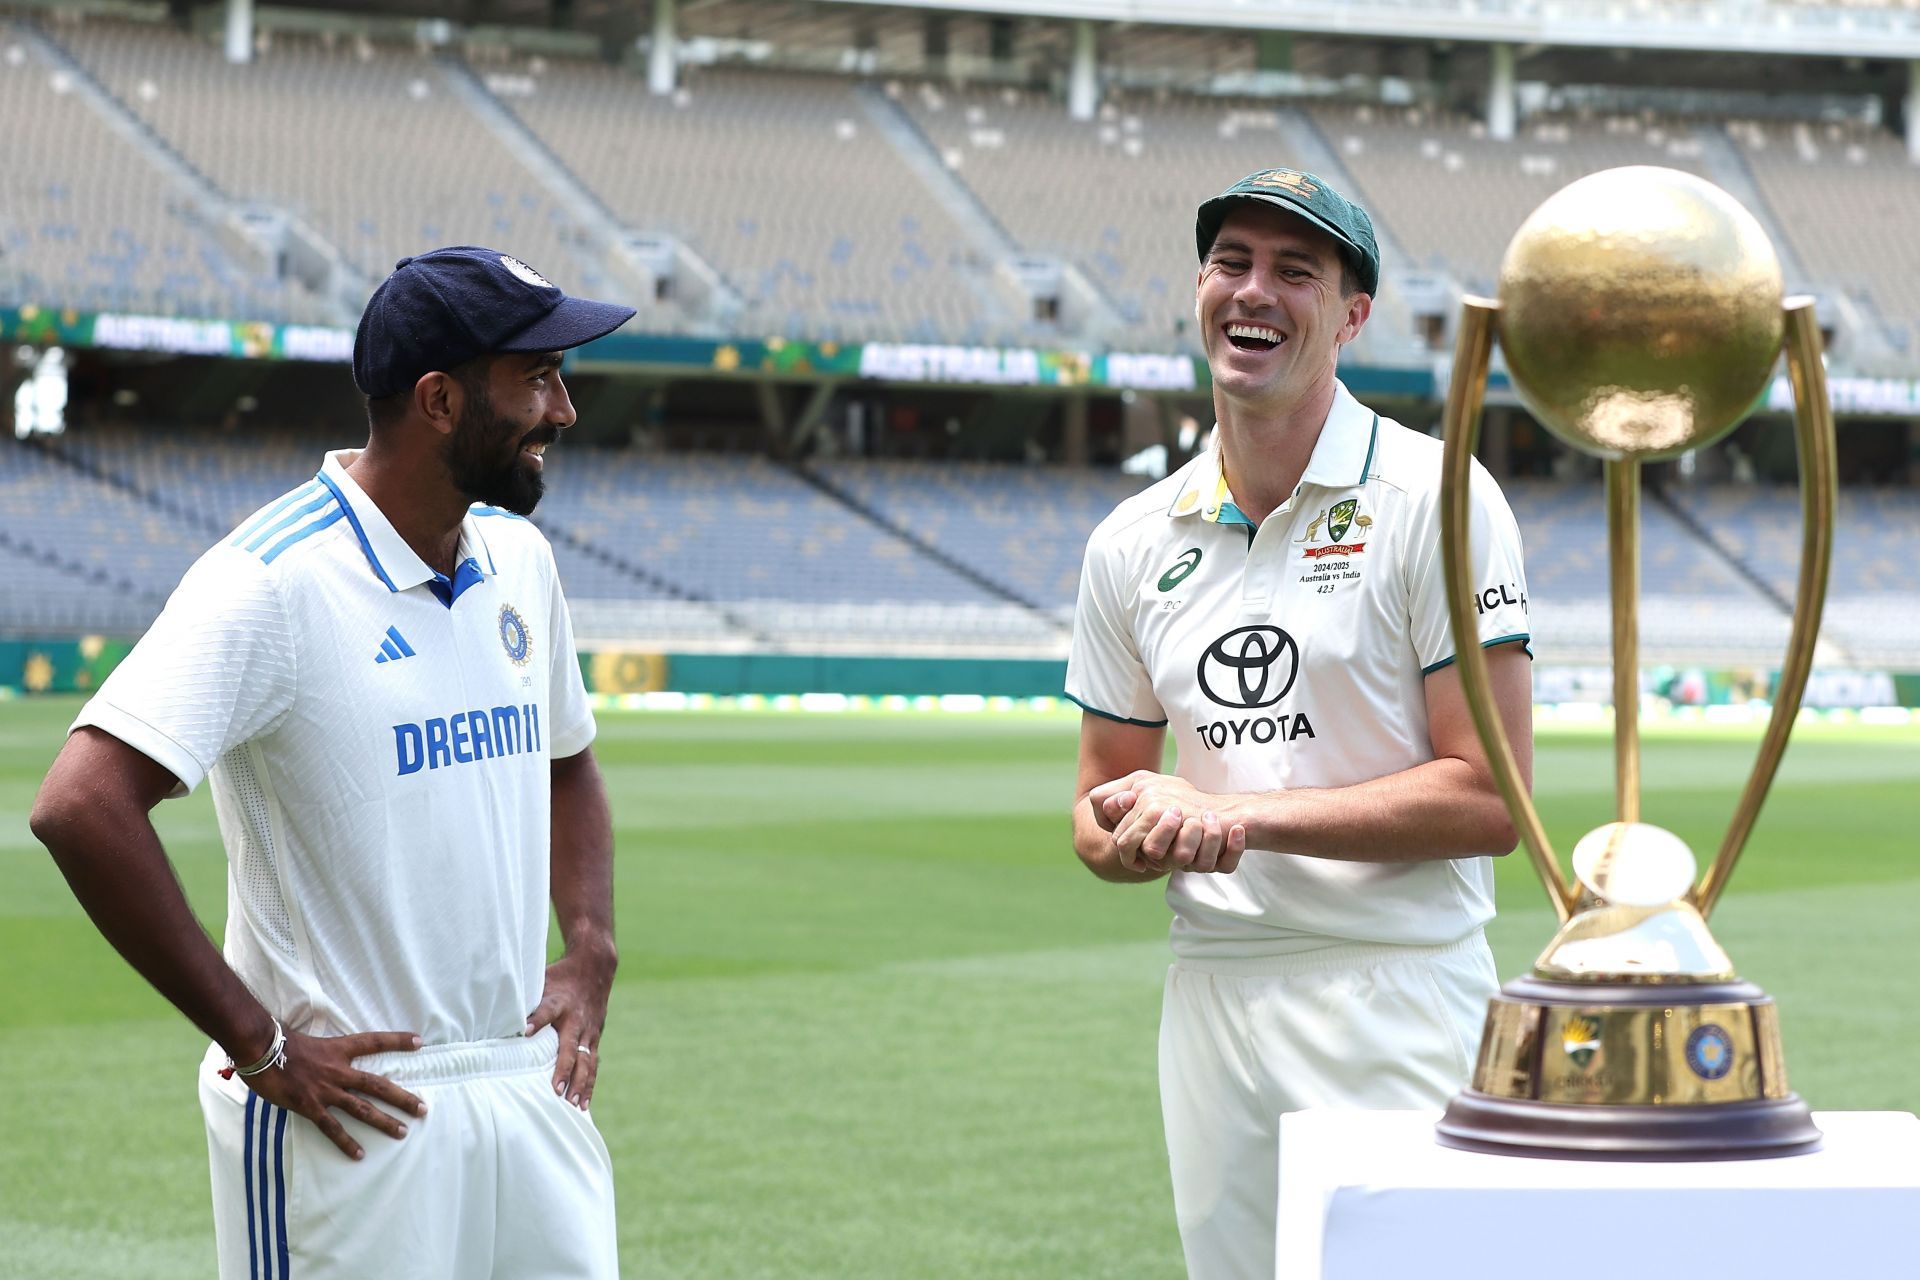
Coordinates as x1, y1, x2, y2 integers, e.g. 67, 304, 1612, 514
1433, 166, 1834, 1158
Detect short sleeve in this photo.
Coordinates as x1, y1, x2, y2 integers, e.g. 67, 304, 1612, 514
545, 549, 596, 759
1065, 526, 1167, 727
1405, 461, 1532, 674
72, 548, 298, 796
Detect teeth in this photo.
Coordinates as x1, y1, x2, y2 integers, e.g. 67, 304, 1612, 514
526, 442, 547, 455
1227, 323, 1284, 343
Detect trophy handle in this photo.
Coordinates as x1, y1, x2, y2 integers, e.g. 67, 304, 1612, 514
1691, 297, 1838, 917
1440, 298, 1576, 922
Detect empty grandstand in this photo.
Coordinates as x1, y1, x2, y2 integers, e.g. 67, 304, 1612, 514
7, 418, 1916, 674
4, 0, 1920, 690
0, 29, 319, 320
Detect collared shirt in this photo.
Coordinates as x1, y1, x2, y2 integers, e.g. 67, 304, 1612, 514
1066, 381, 1531, 959
75, 450, 595, 1044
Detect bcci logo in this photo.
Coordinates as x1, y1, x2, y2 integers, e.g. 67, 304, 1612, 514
499, 255, 555, 290
498, 604, 533, 667
1561, 1015, 1602, 1069
1685, 1025, 1734, 1080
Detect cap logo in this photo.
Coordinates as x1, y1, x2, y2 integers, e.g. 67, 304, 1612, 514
1251, 169, 1319, 198
499, 255, 554, 290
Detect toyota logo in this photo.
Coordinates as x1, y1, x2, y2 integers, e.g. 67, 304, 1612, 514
1197, 625, 1300, 709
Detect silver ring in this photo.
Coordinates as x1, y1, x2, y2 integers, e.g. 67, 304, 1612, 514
576, 1044, 594, 1055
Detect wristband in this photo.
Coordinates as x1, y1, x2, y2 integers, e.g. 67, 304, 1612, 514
221, 1018, 287, 1080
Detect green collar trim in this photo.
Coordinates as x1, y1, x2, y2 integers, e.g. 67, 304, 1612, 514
1357, 414, 1379, 485
1215, 499, 1257, 529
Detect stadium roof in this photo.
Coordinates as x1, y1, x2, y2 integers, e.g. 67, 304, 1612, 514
828, 0, 1920, 60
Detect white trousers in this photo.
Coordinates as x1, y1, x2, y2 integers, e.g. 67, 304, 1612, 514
200, 1025, 617, 1280
1159, 933, 1497, 1280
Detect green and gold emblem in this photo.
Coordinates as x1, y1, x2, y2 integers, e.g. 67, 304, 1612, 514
1327, 498, 1358, 543
1561, 1015, 1602, 1069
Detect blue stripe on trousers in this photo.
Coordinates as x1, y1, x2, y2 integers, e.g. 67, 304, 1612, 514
273, 1105, 290, 1278
244, 1093, 259, 1280
256, 1099, 273, 1279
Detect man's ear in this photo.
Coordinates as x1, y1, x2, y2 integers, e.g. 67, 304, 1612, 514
414, 370, 462, 435
1337, 292, 1373, 347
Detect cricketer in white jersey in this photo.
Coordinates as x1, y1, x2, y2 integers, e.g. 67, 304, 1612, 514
1067, 173, 1534, 1280
32, 246, 633, 1280
78, 452, 593, 1045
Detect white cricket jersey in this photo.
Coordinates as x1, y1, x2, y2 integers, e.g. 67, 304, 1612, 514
74, 450, 596, 1045
1067, 381, 1531, 960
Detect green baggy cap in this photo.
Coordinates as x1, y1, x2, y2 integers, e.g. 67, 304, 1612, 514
1196, 168, 1381, 296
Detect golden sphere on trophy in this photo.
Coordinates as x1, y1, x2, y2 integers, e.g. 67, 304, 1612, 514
1496, 166, 1785, 460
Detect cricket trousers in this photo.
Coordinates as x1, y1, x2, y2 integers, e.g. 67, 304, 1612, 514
200, 1025, 617, 1280
1159, 932, 1497, 1280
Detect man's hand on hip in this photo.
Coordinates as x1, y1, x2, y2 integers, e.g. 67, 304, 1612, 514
1097, 772, 1248, 875
247, 1030, 426, 1161
527, 947, 616, 1111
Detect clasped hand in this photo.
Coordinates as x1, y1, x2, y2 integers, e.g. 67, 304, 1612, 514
1088, 771, 1247, 875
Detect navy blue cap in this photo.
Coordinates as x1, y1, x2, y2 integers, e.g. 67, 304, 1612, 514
352, 246, 637, 399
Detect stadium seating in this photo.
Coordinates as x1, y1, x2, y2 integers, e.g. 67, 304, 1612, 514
6, 14, 1920, 675
1733, 116, 1920, 342
1681, 483, 1920, 665
0, 434, 1065, 650
13, 429, 1918, 667
0, 35, 314, 321
895, 83, 1309, 349
15, 12, 1920, 363
1314, 104, 1718, 294
502, 60, 1025, 344
812, 457, 1149, 612
536, 450, 1062, 649
51, 19, 616, 302
0, 436, 199, 634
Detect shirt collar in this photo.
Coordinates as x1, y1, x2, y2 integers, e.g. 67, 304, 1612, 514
317, 450, 496, 594
1298, 380, 1380, 490
1165, 380, 1380, 526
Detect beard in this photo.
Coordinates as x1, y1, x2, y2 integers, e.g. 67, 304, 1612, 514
444, 387, 551, 516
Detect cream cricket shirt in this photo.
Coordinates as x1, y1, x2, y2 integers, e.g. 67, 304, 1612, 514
75, 450, 596, 1045
1067, 381, 1530, 961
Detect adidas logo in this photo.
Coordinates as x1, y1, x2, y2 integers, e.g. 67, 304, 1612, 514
374, 626, 417, 664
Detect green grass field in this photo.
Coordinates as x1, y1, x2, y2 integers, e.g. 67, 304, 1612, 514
1, 696, 1915, 1279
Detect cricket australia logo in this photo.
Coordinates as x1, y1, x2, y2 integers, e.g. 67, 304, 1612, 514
498, 604, 533, 667
1301, 497, 1372, 560
1562, 1015, 1602, 1069
1250, 169, 1319, 198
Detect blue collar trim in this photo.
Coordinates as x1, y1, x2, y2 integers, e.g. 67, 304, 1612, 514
427, 557, 486, 609
314, 469, 399, 593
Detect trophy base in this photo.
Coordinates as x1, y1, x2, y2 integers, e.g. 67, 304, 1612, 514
1439, 973, 1822, 1160
1436, 1091, 1823, 1161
